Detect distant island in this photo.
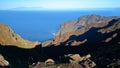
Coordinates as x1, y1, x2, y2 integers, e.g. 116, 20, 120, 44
2, 7, 120, 11
8, 7, 44, 11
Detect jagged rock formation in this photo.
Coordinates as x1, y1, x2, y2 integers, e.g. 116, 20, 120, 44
0, 23, 40, 48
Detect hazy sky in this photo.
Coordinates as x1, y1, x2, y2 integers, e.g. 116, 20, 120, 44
0, 0, 120, 10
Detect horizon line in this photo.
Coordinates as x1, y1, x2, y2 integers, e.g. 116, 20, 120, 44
0, 7, 120, 11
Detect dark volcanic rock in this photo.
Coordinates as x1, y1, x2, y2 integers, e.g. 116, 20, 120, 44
0, 44, 42, 68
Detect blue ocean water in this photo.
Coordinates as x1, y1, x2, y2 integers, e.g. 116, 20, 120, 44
0, 10, 120, 42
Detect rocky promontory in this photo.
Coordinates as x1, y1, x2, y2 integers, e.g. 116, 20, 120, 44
43, 15, 120, 46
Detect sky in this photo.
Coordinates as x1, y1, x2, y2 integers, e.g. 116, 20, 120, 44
0, 0, 120, 10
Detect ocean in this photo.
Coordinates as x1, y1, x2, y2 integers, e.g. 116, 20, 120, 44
0, 9, 120, 42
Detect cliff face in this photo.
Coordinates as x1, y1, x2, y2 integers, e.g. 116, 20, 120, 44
42, 15, 120, 46
0, 23, 39, 48
56, 15, 119, 35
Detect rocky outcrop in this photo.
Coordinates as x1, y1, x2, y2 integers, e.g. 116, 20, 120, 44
32, 54, 96, 68
0, 54, 9, 66
45, 59, 55, 66
69, 54, 91, 62
56, 20, 77, 36
0, 23, 40, 48
104, 33, 118, 43
42, 40, 52, 47
98, 19, 120, 34
69, 54, 96, 68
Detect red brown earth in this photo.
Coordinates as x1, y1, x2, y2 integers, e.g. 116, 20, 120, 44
0, 23, 40, 48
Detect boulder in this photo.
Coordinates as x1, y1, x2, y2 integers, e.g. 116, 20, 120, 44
0, 55, 9, 66
45, 59, 55, 66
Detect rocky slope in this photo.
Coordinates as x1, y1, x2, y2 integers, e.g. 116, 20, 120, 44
0, 23, 39, 48
42, 15, 120, 46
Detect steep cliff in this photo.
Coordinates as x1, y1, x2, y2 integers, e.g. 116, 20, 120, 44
43, 15, 120, 46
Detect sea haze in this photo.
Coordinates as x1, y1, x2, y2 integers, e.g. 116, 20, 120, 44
0, 9, 120, 42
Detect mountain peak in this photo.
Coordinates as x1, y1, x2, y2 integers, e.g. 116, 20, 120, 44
77, 14, 119, 26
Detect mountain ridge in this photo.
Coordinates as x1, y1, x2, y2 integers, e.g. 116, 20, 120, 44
42, 15, 120, 46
